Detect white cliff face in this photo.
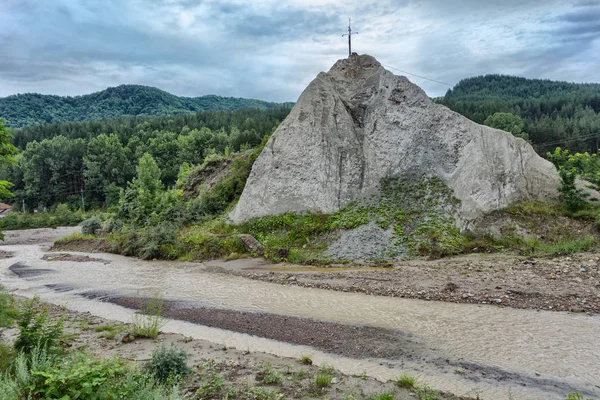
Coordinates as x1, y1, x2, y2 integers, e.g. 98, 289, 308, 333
229, 54, 559, 227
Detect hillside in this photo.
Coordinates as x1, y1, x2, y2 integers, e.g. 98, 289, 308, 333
438, 75, 600, 154
0, 84, 290, 128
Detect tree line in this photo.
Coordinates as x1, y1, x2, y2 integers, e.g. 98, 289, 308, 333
0, 84, 291, 128
438, 74, 600, 154
0, 107, 290, 211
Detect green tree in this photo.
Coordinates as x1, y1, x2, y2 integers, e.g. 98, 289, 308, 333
84, 133, 133, 203
20, 136, 85, 208
117, 153, 163, 224
0, 119, 19, 200
483, 112, 529, 140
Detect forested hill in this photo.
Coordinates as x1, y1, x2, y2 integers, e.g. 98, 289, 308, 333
0, 84, 290, 128
438, 75, 600, 154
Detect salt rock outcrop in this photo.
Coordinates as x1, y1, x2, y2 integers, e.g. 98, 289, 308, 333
230, 54, 559, 227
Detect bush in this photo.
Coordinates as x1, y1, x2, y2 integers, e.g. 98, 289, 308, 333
558, 169, 589, 213
0, 347, 186, 400
28, 353, 129, 399
14, 297, 63, 354
145, 344, 189, 384
80, 216, 102, 235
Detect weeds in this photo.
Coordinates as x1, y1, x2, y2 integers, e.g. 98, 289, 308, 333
395, 373, 416, 389
413, 385, 441, 400
94, 324, 116, 332
315, 372, 333, 388
130, 296, 166, 339
565, 392, 595, 400
298, 354, 313, 365
370, 393, 395, 400
245, 386, 282, 400
256, 362, 282, 385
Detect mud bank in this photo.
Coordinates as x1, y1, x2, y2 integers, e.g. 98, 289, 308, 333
207, 253, 600, 314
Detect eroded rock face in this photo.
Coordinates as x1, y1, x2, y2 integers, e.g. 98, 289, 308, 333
230, 54, 559, 228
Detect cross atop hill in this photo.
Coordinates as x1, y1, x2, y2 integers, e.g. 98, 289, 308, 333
342, 18, 358, 57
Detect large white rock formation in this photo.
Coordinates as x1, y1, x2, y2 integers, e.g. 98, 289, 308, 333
230, 54, 560, 227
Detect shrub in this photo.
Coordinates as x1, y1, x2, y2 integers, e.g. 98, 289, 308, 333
14, 297, 63, 354
558, 169, 589, 213
80, 216, 102, 235
28, 353, 129, 399
145, 344, 189, 384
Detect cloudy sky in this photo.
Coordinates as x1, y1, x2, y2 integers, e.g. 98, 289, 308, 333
1, 0, 599, 101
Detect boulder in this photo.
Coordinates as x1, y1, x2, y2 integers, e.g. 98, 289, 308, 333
238, 234, 265, 255
230, 54, 560, 229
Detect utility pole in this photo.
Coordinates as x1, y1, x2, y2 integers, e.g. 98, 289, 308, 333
342, 18, 358, 57
80, 188, 85, 212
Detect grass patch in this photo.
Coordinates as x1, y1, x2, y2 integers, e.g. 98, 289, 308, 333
255, 362, 282, 385
395, 373, 416, 389
52, 232, 111, 253
298, 354, 313, 365
99, 330, 117, 340
94, 324, 116, 333
370, 393, 395, 400
315, 372, 333, 388
0, 343, 12, 373
413, 385, 441, 400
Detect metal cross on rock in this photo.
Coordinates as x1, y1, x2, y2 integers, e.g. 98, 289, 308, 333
342, 18, 357, 57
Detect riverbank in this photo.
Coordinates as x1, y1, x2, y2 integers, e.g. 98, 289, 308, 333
204, 252, 600, 314
49, 226, 600, 314
1, 295, 470, 400
2, 228, 600, 399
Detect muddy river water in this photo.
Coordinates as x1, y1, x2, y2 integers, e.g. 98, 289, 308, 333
1, 241, 599, 400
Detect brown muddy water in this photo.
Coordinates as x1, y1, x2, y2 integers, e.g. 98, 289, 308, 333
1, 243, 599, 400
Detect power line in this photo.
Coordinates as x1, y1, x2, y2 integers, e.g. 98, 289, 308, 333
535, 132, 600, 148
381, 64, 453, 87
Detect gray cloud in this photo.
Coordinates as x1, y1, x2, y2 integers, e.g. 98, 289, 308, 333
0, 0, 598, 101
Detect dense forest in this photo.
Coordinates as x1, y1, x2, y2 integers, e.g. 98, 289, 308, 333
0, 84, 291, 128
0, 107, 291, 211
438, 75, 600, 154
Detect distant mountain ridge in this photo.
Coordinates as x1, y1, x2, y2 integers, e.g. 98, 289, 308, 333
438, 74, 600, 154
0, 84, 291, 128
